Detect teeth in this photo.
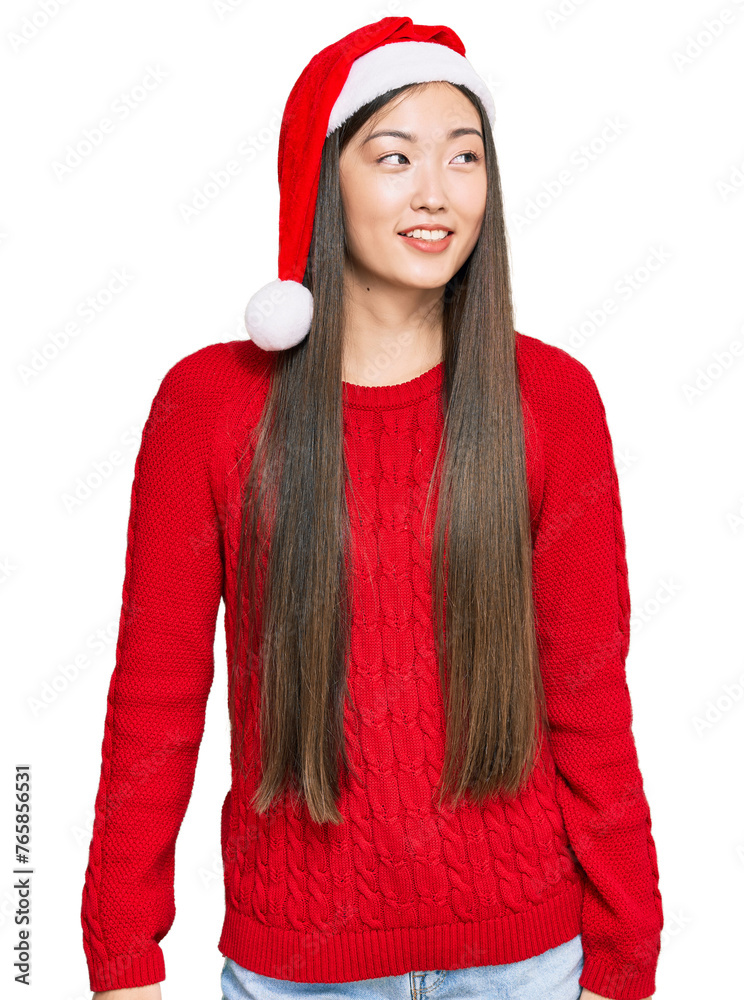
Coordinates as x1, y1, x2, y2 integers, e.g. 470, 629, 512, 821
401, 229, 450, 240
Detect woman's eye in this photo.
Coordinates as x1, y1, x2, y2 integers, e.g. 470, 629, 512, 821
377, 151, 480, 166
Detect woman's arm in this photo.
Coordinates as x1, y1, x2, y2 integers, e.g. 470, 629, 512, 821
528, 346, 663, 1000
93, 987, 162, 1000
80, 349, 227, 992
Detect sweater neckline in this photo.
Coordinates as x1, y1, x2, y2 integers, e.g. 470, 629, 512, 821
342, 360, 444, 409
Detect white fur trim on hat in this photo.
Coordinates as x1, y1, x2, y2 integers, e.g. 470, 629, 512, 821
327, 40, 495, 136
244, 278, 314, 352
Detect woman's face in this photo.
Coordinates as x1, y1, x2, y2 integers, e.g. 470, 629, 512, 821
338, 81, 487, 295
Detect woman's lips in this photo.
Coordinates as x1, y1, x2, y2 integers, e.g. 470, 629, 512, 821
397, 231, 454, 253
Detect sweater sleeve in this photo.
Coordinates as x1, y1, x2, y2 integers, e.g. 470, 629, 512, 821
530, 353, 663, 1000
80, 352, 225, 991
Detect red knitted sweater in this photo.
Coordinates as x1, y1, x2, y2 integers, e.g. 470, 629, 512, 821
80, 332, 663, 999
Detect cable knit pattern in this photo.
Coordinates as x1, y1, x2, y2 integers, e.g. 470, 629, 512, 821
80, 333, 663, 998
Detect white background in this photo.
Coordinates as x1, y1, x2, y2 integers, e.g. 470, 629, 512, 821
2, 1, 743, 998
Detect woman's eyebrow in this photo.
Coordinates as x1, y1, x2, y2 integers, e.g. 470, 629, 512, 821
362, 126, 483, 145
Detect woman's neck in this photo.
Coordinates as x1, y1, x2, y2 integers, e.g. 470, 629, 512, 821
340, 276, 444, 387
341, 341, 443, 387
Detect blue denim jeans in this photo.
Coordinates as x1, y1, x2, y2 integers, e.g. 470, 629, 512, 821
220, 933, 584, 999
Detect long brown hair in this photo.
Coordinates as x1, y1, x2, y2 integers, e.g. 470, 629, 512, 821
229, 81, 548, 825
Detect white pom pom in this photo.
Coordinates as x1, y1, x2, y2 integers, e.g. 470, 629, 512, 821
244, 278, 313, 351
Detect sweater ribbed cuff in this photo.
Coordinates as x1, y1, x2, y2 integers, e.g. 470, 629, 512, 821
87, 945, 165, 992
579, 952, 657, 1000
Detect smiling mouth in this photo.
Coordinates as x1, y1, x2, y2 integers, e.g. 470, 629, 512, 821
397, 230, 454, 239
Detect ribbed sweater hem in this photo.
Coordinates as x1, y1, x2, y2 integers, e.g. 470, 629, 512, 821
218, 880, 583, 983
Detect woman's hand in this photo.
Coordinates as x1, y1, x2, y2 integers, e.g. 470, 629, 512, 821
92, 985, 162, 1000
580, 991, 652, 1000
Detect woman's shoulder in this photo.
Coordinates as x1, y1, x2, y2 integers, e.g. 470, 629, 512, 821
515, 329, 605, 425
162, 337, 274, 391
516, 330, 594, 389
149, 339, 276, 455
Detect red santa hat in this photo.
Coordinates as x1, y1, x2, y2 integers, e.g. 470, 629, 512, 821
244, 15, 496, 352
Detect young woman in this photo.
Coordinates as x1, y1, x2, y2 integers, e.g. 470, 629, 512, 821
81, 16, 663, 1000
